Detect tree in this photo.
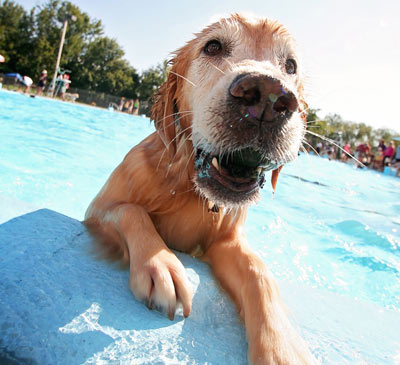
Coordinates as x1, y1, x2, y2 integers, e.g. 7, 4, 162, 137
30, 0, 104, 82
74, 36, 139, 97
0, 0, 35, 75
137, 60, 169, 101
305, 108, 398, 152
0, 0, 140, 97
136, 60, 169, 115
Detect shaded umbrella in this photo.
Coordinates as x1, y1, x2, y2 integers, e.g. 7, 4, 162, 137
5, 73, 23, 82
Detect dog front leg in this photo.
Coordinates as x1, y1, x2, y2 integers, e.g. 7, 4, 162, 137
89, 203, 193, 319
205, 239, 315, 365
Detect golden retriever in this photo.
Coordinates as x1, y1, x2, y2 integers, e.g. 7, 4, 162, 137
85, 14, 315, 364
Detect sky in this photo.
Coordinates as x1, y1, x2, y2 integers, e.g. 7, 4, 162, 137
14, 0, 400, 133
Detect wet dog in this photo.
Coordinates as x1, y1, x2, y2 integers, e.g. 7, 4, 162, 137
85, 14, 315, 364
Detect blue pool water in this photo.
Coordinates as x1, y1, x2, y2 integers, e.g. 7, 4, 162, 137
1, 89, 400, 361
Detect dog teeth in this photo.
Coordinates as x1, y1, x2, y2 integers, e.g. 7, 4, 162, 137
211, 157, 220, 171
208, 200, 215, 210
257, 167, 262, 174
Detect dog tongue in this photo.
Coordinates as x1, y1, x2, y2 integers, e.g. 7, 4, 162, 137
271, 166, 283, 192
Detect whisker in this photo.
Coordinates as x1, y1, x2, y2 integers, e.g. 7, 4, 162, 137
156, 145, 168, 171
202, 195, 206, 220
302, 139, 321, 157
305, 130, 365, 167
166, 125, 193, 151
182, 138, 196, 172
210, 63, 225, 75
154, 111, 193, 151
164, 127, 193, 176
233, 206, 240, 220
167, 131, 193, 174
222, 58, 234, 71
175, 185, 196, 195
156, 127, 190, 172
177, 146, 196, 187
300, 144, 309, 157
154, 110, 193, 127
169, 71, 196, 87
155, 113, 193, 171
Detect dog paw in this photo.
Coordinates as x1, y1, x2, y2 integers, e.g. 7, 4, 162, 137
129, 249, 193, 320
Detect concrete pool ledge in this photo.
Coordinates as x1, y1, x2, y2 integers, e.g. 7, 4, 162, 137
1, 205, 400, 363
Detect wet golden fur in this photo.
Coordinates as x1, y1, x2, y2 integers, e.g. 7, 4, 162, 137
85, 14, 315, 364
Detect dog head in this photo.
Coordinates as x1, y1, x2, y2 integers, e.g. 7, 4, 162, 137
151, 14, 307, 208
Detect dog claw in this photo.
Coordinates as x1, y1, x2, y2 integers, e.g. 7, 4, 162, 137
146, 300, 153, 310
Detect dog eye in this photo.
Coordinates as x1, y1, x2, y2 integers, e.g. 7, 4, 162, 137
204, 40, 223, 56
285, 59, 297, 74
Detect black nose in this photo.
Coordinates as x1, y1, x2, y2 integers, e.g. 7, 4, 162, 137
229, 73, 298, 123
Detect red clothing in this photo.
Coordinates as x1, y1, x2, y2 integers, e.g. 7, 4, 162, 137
383, 146, 394, 158
356, 144, 370, 154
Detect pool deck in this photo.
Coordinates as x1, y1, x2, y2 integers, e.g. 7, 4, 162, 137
1, 195, 400, 363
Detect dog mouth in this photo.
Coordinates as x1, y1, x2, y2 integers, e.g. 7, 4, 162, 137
194, 147, 280, 194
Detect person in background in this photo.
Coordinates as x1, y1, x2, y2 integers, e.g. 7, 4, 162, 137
383, 140, 395, 167
372, 147, 384, 171
118, 97, 125, 111
128, 99, 134, 113
36, 70, 47, 96
59, 73, 71, 101
316, 141, 322, 154
19, 75, 33, 94
341, 142, 352, 161
391, 143, 400, 176
393, 142, 400, 163
356, 142, 371, 166
122, 99, 133, 113
327, 145, 336, 160
132, 98, 140, 115
378, 139, 387, 151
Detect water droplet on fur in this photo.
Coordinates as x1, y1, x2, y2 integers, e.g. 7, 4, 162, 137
170, 190, 176, 195
269, 93, 278, 103
229, 124, 233, 128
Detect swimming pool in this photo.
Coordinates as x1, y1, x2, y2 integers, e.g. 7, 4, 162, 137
1, 89, 400, 362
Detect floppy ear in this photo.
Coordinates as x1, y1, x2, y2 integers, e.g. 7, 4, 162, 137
151, 47, 193, 157
298, 83, 308, 125
151, 67, 179, 156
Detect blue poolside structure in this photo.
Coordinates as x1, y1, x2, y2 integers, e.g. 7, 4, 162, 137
1, 206, 400, 363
